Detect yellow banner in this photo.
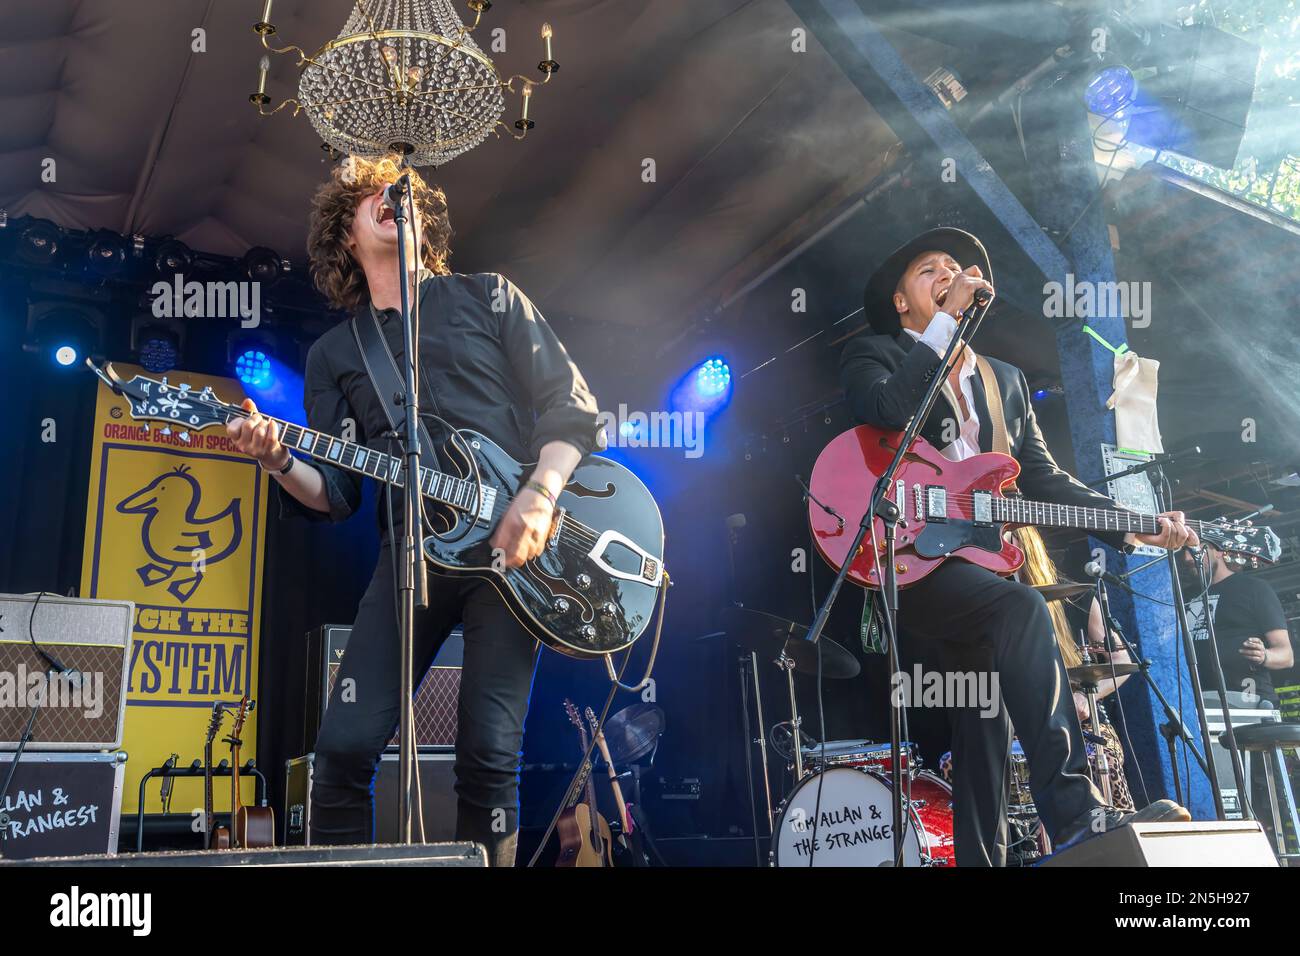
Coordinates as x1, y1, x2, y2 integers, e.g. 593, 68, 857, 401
80, 364, 268, 818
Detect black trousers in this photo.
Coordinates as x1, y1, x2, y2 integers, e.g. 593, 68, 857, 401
898, 560, 1104, 866
310, 544, 541, 865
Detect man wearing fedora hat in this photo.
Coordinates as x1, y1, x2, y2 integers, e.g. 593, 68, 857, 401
841, 227, 1196, 865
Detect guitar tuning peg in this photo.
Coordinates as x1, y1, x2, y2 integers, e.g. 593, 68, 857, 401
161, 426, 171, 437
180, 431, 191, 443
142, 422, 150, 432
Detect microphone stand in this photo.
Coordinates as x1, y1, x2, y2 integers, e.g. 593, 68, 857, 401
1088, 572, 1208, 806
1151, 464, 1231, 821
1185, 543, 1253, 821
390, 172, 428, 844
802, 290, 994, 866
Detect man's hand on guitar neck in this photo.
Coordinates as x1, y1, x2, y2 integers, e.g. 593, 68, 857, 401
1131, 510, 1198, 552
226, 398, 331, 514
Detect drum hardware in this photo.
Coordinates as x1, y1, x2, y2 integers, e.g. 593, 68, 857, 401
1031, 581, 1095, 603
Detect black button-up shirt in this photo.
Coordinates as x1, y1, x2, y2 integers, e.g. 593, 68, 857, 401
280, 272, 603, 536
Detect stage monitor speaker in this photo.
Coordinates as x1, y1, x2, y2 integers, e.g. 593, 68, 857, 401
0, 593, 133, 750
303, 624, 461, 754
284, 750, 457, 846
0, 842, 486, 867
1040, 820, 1278, 867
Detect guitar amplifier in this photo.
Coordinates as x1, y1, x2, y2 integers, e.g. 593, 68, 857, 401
0, 593, 134, 750
303, 624, 462, 755
284, 750, 457, 845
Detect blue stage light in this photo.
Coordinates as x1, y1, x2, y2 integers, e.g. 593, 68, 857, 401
695, 358, 731, 398
1085, 66, 1136, 118
54, 345, 78, 367
235, 349, 272, 387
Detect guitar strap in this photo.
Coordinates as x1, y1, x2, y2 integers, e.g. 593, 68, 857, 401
350, 301, 440, 471
976, 354, 1020, 495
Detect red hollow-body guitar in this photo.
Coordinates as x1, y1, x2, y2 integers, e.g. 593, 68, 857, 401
808, 425, 1281, 589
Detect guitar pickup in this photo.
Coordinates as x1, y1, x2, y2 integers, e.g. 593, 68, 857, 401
476, 485, 497, 524
925, 486, 947, 522
971, 490, 993, 526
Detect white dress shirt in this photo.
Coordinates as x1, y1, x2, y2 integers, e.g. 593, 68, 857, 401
905, 311, 980, 461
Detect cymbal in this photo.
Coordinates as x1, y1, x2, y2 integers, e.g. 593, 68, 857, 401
600, 702, 665, 765
1032, 581, 1093, 603
719, 606, 860, 679
1068, 662, 1141, 685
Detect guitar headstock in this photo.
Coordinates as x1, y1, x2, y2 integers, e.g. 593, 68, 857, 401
584, 706, 604, 743
204, 701, 226, 745
229, 696, 254, 737
1200, 519, 1283, 566
86, 359, 235, 443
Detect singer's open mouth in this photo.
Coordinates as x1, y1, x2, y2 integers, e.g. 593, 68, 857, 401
935, 286, 949, 307
375, 203, 395, 225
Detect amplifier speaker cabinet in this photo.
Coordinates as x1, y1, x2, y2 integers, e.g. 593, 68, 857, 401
0, 593, 133, 750
1041, 820, 1279, 867
303, 624, 462, 755
0, 752, 127, 860
284, 750, 457, 846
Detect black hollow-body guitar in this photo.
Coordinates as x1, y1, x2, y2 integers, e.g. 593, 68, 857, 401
89, 361, 666, 658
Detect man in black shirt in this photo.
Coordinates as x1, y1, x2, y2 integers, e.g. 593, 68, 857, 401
226, 156, 603, 865
1187, 542, 1293, 707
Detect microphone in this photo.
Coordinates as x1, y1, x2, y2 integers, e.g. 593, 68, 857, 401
159, 754, 178, 813
1084, 560, 1129, 593
1239, 504, 1274, 523
382, 175, 410, 211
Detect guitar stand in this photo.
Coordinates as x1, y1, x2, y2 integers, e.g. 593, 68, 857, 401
134, 759, 269, 853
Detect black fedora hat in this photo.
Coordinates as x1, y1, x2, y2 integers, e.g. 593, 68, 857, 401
862, 227, 992, 336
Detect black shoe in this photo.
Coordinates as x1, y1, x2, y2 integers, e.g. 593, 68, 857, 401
1052, 799, 1191, 854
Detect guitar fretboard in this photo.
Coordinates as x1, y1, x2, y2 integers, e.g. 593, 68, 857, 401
992, 497, 1210, 539
233, 409, 494, 520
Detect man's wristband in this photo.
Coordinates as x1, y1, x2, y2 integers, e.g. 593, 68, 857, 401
265, 452, 294, 476
524, 479, 556, 507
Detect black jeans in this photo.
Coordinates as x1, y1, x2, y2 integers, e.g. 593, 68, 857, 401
310, 545, 541, 865
898, 560, 1104, 866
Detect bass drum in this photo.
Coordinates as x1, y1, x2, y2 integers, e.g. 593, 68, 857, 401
771, 767, 955, 867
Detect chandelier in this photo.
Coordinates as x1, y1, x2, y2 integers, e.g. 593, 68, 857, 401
248, 0, 559, 166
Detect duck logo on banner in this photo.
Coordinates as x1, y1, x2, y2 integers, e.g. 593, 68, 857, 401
115, 465, 243, 603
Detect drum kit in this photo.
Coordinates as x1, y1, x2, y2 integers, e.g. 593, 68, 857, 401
717, 606, 955, 867
719, 581, 1140, 867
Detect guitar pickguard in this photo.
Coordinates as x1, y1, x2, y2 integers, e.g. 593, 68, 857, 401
913, 519, 1005, 559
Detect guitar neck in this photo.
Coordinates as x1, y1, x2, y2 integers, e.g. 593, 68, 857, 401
994, 497, 1211, 539
236, 409, 487, 516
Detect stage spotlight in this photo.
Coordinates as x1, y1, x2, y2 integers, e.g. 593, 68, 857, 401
695, 358, 731, 399
18, 219, 61, 265
154, 239, 193, 275
26, 303, 100, 369
671, 356, 733, 420
131, 316, 186, 374
1084, 66, 1136, 118
242, 246, 285, 283
87, 232, 127, 277
235, 348, 273, 387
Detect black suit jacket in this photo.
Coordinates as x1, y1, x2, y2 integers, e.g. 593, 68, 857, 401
840, 329, 1129, 549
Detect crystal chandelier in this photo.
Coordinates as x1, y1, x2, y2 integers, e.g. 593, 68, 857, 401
249, 0, 559, 166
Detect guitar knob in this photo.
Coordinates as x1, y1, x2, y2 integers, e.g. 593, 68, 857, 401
576, 574, 591, 590
581, 625, 596, 641
552, 598, 570, 614
601, 602, 617, 616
